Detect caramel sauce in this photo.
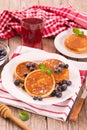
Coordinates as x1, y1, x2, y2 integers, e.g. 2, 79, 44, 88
24, 70, 55, 97
64, 34, 87, 53
15, 61, 38, 82
42, 59, 69, 82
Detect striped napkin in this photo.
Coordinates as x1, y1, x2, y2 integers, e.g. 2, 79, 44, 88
0, 46, 87, 121
0, 5, 87, 39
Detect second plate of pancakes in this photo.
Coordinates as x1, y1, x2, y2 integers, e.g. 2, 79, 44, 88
54, 28, 87, 58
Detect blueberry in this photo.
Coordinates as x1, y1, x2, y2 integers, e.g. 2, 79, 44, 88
26, 63, 31, 68
51, 90, 56, 96
54, 68, 59, 73
29, 66, 34, 71
64, 64, 69, 68
21, 85, 25, 90
58, 67, 62, 72
66, 80, 72, 86
54, 67, 62, 73
58, 81, 63, 86
59, 63, 65, 67
31, 63, 36, 67
61, 84, 67, 91
56, 92, 62, 98
14, 79, 20, 86
62, 80, 67, 84
38, 97, 43, 101
33, 96, 38, 100
57, 86, 62, 92
23, 72, 28, 77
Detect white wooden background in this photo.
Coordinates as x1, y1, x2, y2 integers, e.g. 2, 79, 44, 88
0, 0, 87, 13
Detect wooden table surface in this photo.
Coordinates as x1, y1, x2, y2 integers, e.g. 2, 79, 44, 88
0, 0, 87, 130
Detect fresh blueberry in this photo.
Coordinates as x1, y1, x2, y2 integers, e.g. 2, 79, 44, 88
26, 63, 31, 68
54, 68, 59, 73
64, 64, 69, 68
61, 84, 67, 91
33, 96, 38, 100
29, 66, 34, 71
62, 80, 67, 84
54, 67, 62, 73
58, 81, 63, 86
21, 85, 25, 90
56, 92, 62, 98
58, 67, 62, 72
59, 63, 65, 67
31, 63, 36, 67
38, 97, 43, 101
23, 72, 28, 77
57, 86, 62, 92
14, 79, 20, 86
51, 90, 56, 96
66, 80, 72, 86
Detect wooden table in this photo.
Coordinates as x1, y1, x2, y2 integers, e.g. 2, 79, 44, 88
0, 0, 87, 130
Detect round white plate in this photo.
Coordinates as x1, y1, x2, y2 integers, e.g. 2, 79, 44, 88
54, 28, 87, 58
1, 49, 81, 105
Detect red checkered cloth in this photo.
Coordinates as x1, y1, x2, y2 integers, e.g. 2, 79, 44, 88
0, 5, 87, 39
0, 46, 87, 121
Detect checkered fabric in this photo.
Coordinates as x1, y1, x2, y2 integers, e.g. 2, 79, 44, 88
0, 5, 87, 39
0, 46, 87, 121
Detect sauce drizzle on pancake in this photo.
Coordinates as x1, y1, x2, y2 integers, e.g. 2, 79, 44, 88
24, 70, 55, 97
64, 34, 87, 53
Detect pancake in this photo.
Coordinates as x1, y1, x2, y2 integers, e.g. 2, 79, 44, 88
24, 70, 55, 98
14, 61, 38, 82
42, 59, 69, 83
64, 34, 87, 53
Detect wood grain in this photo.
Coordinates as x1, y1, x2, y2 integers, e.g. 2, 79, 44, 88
69, 98, 85, 121
0, 0, 87, 130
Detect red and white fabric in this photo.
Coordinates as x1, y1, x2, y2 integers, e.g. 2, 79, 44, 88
0, 5, 87, 39
0, 46, 87, 121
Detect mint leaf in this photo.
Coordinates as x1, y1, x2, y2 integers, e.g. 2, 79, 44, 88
46, 68, 53, 75
79, 31, 84, 36
18, 111, 29, 121
38, 63, 46, 72
73, 28, 84, 36
73, 28, 80, 34
38, 63, 53, 75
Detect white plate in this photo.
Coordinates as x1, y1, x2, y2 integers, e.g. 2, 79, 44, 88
1, 49, 81, 105
54, 28, 87, 58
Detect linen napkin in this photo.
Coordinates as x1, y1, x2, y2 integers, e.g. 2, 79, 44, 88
0, 46, 87, 121
0, 5, 87, 39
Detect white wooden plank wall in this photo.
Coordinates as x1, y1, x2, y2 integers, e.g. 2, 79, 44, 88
0, 0, 87, 13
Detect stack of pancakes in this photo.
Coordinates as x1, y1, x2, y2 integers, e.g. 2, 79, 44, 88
14, 59, 69, 98
64, 34, 87, 53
